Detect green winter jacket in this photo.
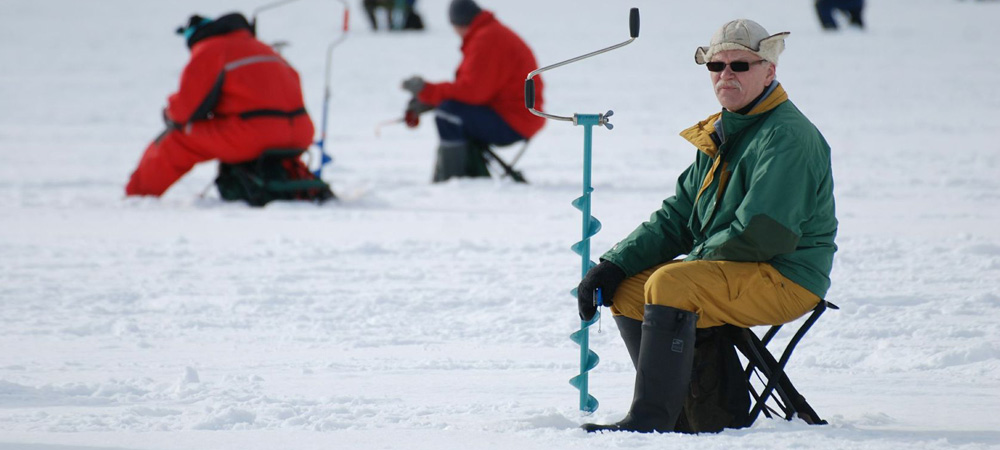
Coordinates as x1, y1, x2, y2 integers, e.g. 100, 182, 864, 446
602, 83, 838, 298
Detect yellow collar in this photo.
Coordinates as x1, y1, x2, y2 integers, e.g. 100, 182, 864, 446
679, 83, 788, 158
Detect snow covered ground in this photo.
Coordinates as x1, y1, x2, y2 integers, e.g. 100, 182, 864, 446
2, 0, 999, 449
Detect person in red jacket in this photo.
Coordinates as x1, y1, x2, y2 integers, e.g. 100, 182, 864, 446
401, 0, 544, 182
126, 13, 315, 198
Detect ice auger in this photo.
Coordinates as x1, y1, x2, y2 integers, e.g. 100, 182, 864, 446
524, 8, 640, 413
251, 0, 350, 179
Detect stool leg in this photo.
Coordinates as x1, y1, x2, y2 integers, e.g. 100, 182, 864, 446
743, 303, 828, 425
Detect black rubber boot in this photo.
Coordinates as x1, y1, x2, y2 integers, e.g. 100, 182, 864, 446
432, 141, 491, 182
614, 315, 642, 370
432, 142, 469, 182
583, 305, 698, 433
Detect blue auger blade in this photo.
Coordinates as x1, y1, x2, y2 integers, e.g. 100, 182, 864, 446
568, 348, 600, 373
569, 320, 599, 343
569, 320, 601, 413
570, 188, 594, 210
587, 217, 602, 236
568, 373, 600, 412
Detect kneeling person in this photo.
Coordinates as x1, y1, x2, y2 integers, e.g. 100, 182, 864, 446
126, 13, 331, 204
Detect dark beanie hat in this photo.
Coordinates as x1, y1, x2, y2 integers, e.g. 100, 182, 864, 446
449, 0, 482, 26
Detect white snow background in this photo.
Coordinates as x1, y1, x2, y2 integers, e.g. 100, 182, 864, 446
1, 0, 999, 449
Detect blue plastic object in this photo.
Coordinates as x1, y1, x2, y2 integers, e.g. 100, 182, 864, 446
566, 114, 606, 412
524, 8, 639, 413
248, 0, 350, 180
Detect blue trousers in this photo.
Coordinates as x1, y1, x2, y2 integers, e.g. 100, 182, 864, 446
430, 101, 525, 182
434, 101, 524, 147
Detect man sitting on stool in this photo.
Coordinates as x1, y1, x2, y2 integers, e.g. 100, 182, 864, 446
401, 0, 544, 182
578, 19, 838, 434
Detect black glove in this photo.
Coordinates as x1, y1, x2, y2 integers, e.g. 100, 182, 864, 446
577, 260, 627, 321
401, 76, 425, 96
404, 98, 433, 127
406, 98, 433, 115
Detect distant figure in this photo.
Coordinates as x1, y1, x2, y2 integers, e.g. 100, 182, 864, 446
815, 0, 864, 30
401, 0, 544, 182
363, 0, 424, 31
126, 13, 332, 204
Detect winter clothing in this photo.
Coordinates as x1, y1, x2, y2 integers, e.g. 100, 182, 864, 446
402, 76, 425, 96
416, 11, 545, 141
449, 0, 482, 26
583, 305, 698, 433
581, 23, 836, 433
608, 259, 820, 328
610, 274, 754, 434
614, 315, 642, 369
577, 260, 627, 321
815, 0, 865, 30
431, 101, 523, 181
433, 141, 488, 182
406, 98, 433, 115
695, 19, 789, 66
434, 101, 523, 148
601, 83, 838, 302
178, 15, 214, 45
182, 13, 252, 49
126, 14, 314, 197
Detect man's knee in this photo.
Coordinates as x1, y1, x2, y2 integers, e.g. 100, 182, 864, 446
434, 101, 467, 140
643, 263, 711, 311
609, 272, 648, 321
643, 261, 736, 315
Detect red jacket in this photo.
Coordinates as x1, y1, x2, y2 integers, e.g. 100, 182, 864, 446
126, 27, 313, 196
165, 29, 309, 125
417, 11, 545, 139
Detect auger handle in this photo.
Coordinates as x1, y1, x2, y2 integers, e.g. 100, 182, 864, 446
524, 8, 640, 122
525, 79, 536, 110
629, 8, 639, 39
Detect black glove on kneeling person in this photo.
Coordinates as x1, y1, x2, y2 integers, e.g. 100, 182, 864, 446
577, 260, 627, 321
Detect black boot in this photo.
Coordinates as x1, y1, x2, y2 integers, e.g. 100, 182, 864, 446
432, 142, 468, 182
614, 315, 642, 370
583, 305, 697, 433
432, 141, 491, 182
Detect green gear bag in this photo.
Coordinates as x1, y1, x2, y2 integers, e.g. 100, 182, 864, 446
215, 149, 335, 207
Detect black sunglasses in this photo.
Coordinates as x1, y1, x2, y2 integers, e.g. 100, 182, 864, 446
706, 60, 765, 73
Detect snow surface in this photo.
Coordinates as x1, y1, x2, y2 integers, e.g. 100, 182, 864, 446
1, 0, 999, 449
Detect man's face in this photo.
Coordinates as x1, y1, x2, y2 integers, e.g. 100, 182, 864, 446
709, 49, 776, 111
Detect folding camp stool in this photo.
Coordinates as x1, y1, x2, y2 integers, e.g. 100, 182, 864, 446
481, 140, 530, 183
731, 299, 839, 426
